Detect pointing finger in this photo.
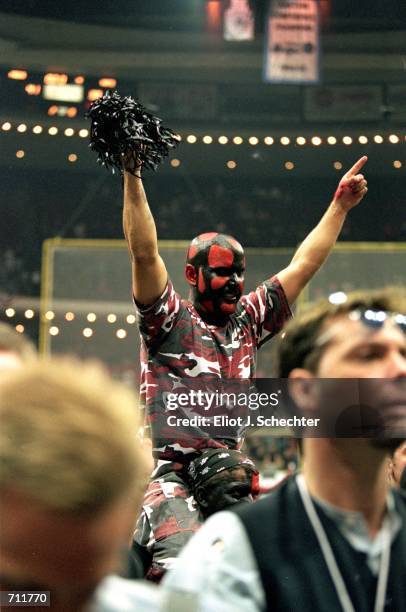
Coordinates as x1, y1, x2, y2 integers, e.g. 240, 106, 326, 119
345, 156, 368, 177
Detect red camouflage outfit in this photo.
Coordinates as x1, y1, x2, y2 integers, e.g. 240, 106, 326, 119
132, 275, 291, 581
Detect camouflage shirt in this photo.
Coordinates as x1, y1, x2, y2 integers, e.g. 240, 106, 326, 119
135, 276, 291, 470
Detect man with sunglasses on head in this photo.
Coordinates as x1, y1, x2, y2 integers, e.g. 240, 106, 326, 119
124, 156, 369, 581
163, 287, 406, 611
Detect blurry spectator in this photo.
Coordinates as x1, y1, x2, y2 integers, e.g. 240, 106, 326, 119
0, 321, 36, 377
0, 358, 162, 612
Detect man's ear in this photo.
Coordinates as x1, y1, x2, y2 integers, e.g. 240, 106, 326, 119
185, 264, 197, 286
288, 368, 319, 413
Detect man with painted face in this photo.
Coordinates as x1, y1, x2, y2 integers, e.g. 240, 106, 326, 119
124, 155, 368, 581
184, 233, 246, 323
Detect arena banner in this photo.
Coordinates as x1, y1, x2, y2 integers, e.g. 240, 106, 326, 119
304, 84, 383, 122
264, 0, 320, 84
224, 0, 255, 41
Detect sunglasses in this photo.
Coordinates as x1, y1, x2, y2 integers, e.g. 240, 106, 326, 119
315, 308, 406, 350
348, 309, 406, 334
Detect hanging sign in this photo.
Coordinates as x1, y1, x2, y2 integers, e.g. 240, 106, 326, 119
264, 0, 320, 84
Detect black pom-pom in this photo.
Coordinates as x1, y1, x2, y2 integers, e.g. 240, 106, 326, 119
85, 90, 179, 176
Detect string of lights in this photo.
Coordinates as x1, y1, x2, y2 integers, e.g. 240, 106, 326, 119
2, 122, 404, 146
3, 306, 138, 339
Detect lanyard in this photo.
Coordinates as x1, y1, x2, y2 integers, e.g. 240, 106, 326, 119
296, 474, 391, 612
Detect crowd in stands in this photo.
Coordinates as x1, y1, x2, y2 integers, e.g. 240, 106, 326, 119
1, 169, 405, 297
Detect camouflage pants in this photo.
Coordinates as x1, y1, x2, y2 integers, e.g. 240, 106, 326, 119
132, 470, 204, 583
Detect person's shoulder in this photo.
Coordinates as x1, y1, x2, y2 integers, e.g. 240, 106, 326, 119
232, 474, 297, 521
91, 575, 162, 612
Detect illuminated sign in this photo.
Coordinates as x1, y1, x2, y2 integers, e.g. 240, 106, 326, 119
43, 84, 84, 103
264, 0, 320, 84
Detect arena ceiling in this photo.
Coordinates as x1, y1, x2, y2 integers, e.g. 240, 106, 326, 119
0, 1, 405, 178
0, 1, 405, 83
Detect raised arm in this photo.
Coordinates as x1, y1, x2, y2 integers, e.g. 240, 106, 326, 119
277, 156, 368, 305
123, 167, 167, 305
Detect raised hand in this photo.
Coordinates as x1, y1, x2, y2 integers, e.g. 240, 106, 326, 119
333, 156, 368, 211
121, 149, 143, 176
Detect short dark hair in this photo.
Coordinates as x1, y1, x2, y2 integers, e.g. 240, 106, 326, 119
273, 286, 406, 378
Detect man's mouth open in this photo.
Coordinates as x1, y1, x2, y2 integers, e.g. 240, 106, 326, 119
223, 292, 239, 303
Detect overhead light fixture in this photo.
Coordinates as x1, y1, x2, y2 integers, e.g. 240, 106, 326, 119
99, 78, 117, 88
389, 134, 399, 143
44, 73, 68, 85
8, 69, 27, 80
87, 89, 103, 102
25, 84, 41, 95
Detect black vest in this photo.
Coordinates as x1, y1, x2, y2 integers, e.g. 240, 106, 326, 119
233, 476, 406, 612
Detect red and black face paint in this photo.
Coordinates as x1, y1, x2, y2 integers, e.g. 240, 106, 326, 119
185, 233, 245, 322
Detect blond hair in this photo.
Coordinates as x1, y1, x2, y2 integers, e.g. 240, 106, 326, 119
0, 322, 36, 359
0, 358, 148, 514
